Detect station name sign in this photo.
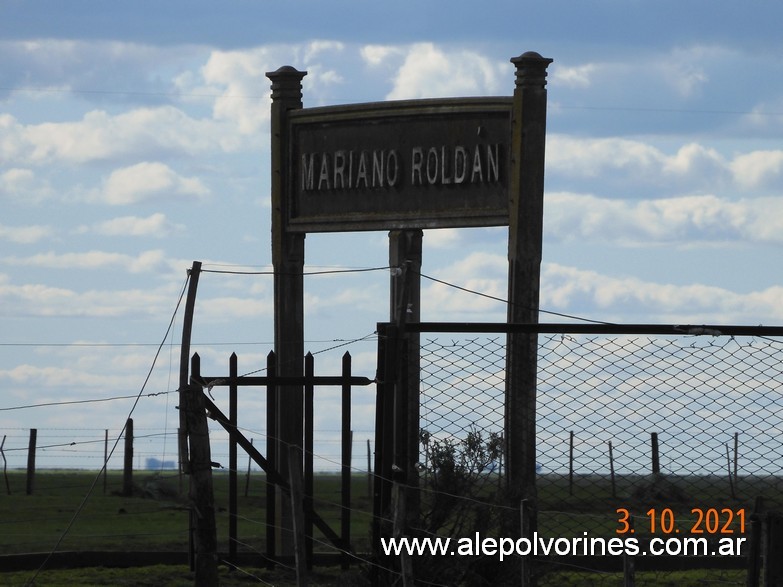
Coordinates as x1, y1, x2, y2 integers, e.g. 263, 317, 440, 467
286, 98, 512, 232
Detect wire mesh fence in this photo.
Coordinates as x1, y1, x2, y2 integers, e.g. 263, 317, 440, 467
417, 330, 783, 584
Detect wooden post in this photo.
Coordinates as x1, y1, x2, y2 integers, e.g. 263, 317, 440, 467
650, 433, 660, 476
122, 419, 133, 497
187, 353, 219, 585
608, 441, 616, 499
389, 230, 422, 538
746, 496, 764, 587
726, 443, 736, 499
393, 482, 413, 586
244, 438, 253, 498
229, 352, 238, 563
103, 429, 108, 495
623, 516, 635, 587
341, 352, 352, 570
268, 66, 307, 558
178, 261, 202, 475
506, 52, 552, 587
266, 350, 278, 565
372, 323, 396, 569
1, 435, 10, 495
765, 513, 783, 587
568, 431, 574, 496
367, 439, 372, 500
389, 230, 422, 476
25, 428, 37, 495
520, 499, 531, 587
304, 352, 315, 568
288, 445, 308, 587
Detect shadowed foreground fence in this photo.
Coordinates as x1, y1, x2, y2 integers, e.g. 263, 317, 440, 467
411, 325, 783, 585
3, 325, 783, 586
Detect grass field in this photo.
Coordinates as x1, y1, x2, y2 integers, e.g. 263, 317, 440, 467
0, 469, 778, 585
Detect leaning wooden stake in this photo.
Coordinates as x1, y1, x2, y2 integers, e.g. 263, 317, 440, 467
1, 435, 10, 495
185, 354, 219, 585
608, 441, 616, 499
726, 443, 736, 499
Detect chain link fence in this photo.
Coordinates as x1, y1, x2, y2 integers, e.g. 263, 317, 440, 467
416, 330, 783, 585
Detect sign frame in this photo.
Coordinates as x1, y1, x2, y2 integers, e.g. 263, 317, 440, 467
285, 97, 513, 232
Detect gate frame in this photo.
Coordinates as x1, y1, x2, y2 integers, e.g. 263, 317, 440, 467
190, 349, 374, 570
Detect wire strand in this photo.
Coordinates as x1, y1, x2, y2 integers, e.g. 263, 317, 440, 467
24, 271, 191, 586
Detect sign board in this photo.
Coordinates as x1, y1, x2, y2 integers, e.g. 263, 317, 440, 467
286, 98, 512, 232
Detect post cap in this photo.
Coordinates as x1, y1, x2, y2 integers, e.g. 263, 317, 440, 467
511, 52, 554, 88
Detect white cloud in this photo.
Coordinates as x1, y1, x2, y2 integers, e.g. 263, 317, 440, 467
548, 135, 729, 186
198, 48, 276, 135
731, 150, 783, 189
541, 262, 783, 323
98, 162, 209, 205
547, 135, 783, 194
3, 107, 229, 166
360, 44, 402, 67
421, 252, 508, 319
419, 252, 783, 324
1, 363, 126, 390
551, 63, 597, 89
0, 167, 54, 202
3, 249, 173, 274
0, 279, 178, 318
545, 191, 783, 246
386, 43, 505, 100
0, 223, 52, 244
83, 213, 184, 237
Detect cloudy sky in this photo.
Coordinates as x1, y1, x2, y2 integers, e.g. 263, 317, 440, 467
2, 1, 783, 470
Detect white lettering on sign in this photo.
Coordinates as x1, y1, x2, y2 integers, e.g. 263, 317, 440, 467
301, 144, 500, 192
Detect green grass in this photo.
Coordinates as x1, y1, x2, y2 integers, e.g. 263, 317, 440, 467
0, 564, 356, 586
1, 470, 777, 585
0, 469, 375, 556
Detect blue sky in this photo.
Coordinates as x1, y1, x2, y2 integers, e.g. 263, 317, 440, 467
2, 1, 783, 470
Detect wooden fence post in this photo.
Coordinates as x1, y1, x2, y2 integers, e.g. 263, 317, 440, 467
289, 445, 308, 587
229, 352, 238, 564
2, 435, 10, 495
341, 352, 352, 570
393, 482, 413, 586
266, 350, 278, 566
367, 439, 372, 500
650, 432, 660, 476
746, 497, 763, 587
765, 513, 783, 586
25, 428, 37, 495
103, 429, 108, 495
623, 516, 635, 587
608, 441, 616, 499
245, 438, 253, 498
568, 431, 574, 496
123, 418, 133, 496
186, 352, 219, 585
